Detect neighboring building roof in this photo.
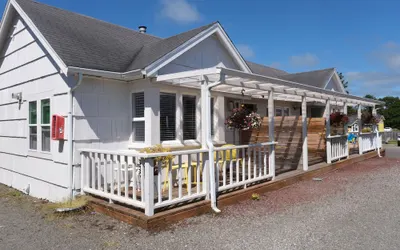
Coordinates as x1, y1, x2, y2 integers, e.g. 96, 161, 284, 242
15, 0, 214, 72
246, 61, 287, 78
278, 68, 335, 88
348, 115, 358, 125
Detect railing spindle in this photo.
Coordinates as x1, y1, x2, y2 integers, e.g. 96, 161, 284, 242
157, 160, 162, 204
196, 153, 200, 194
188, 155, 192, 196
222, 150, 226, 187
110, 155, 114, 195
168, 159, 173, 200
178, 155, 183, 199
229, 149, 233, 185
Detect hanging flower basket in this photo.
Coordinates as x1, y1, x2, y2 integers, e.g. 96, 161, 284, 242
329, 112, 349, 127
225, 105, 262, 130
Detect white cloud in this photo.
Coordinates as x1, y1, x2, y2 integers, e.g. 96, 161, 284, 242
289, 53, 319, 67
160, 0, 201, 24
346, 71, 400, 97
372, 41, 400, 71
236, 44, 254, 58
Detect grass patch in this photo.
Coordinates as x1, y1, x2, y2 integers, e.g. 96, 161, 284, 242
42, 196, 90, 220
388, 140, 398, 145
103, 241, 119, 248
0, 189, 23, 198
43, 196, 89, 211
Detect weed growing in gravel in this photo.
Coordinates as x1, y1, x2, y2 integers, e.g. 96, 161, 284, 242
0, 189, 23, 198
251, 193, 260, 201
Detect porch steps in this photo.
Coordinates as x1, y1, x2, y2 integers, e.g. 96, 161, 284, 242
87, 149, 384, 230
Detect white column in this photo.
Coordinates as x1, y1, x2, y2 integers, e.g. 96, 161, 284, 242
358, 104, 362, 155
268, 91, 275, 179
201, 81, 207, 149
302, 96, 308, 171
215, 95, 226, 143
145, 87, 160, 146
326, 100, 332, 164
144, 158, 155, 216
343, 102, 349, 158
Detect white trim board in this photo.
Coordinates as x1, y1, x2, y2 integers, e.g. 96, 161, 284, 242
145, 23, 252, 77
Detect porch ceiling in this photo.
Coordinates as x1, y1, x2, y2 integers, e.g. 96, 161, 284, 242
155, 67, 384, 107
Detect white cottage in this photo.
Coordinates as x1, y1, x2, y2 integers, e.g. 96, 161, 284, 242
0, 0, 383, 205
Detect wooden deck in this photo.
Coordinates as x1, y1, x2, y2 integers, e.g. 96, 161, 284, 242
88, 149, 384, 230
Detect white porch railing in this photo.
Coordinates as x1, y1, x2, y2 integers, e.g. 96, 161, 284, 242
359, 132, 382, 154
214, 142, 276, 192
80, 142, 276, 216
326, 135, 349, 163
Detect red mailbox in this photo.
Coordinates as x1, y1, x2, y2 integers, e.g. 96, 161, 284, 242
52, 115, 65, 140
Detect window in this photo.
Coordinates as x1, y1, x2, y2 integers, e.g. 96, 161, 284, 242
275, 107, 290, 117
29, 99, 51, 152
29, 101, 37, 150
275, 107, 283, 117
160, 93, 176, 141
132, 92, 145, 142
283, 107, 290, 116
183, 95, 196, 140
41, 99, 51, 152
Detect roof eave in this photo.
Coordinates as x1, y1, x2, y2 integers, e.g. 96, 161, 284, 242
67, 66, 144, 81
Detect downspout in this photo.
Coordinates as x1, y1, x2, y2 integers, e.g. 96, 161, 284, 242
67, 73, 83, 200
204, 77, 223, 213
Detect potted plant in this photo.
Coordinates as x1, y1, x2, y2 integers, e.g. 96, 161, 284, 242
225, 105, 262, 131
329, 112, 349, 135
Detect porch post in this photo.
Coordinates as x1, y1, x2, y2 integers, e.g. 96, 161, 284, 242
200, 81, 210, 200
302, 96, 308, 171
343, 102, 349, 158
144, 158, 155, 216
268, 91, 276, 179
358, 104, 362, 155
326, 100, 332, 164
201, 80, 208, 149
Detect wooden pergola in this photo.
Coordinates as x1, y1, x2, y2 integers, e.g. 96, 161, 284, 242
155, 67, 384, 210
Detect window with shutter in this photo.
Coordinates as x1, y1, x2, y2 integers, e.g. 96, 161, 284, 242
183, 95, 196, 140
160, 93, 176, 141
132, 92, 145, 142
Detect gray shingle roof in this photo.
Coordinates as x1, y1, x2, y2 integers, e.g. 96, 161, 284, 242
127, 22, 216, 71
278, 68, 335, 88
246, 61, 287, 78
15, 0, 214, 72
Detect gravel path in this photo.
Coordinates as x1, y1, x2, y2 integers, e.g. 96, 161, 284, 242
1, 157, 400, 250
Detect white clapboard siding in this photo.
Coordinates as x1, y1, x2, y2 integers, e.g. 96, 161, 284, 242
0, 16, 70, 202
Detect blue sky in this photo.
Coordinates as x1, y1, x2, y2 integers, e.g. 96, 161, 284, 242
2, 0, 400, 97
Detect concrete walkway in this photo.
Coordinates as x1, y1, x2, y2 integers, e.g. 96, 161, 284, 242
1, 157, 399, 250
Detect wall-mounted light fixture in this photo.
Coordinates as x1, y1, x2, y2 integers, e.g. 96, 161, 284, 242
11, 92, 22, 104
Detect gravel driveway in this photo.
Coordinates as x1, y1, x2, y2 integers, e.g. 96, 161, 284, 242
1, 157, 400, 250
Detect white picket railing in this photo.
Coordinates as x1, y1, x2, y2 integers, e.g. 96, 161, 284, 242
80, 142, 276, 216
327, 135, 349, 162
214, 142, 276, 192
359, 132, 382, 154
80, 148, 210, 216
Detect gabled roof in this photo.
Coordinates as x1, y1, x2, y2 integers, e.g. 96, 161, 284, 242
246, 61, 287, 78
13, 0, 216, 72
127, 23, 216, 71
278, 68, 335, 89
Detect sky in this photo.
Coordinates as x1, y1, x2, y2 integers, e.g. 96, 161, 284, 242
2, 0, 400, 97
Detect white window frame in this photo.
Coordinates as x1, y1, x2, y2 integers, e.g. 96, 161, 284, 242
131, 91, 145, 143
28, 98, 51, 154
275, 106, 290, 117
